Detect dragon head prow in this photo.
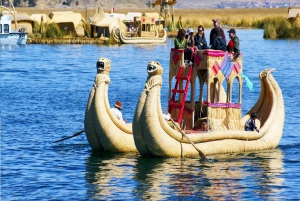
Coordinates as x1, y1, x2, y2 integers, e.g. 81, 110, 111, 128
147, 61, 163, 76
96, 57, 111, 75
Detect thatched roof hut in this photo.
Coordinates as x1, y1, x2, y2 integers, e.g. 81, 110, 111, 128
92, 17, 126, 38
287, 8, 300, 19
31, 14, 51, 25
48, 11, 85, 37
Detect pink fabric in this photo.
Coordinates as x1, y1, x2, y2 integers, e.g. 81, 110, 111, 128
203, 101, 241, 108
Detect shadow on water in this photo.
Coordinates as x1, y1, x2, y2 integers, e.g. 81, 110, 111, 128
83, 148, 285, 200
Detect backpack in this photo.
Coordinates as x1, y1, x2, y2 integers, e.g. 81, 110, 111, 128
212, 36, 226, 51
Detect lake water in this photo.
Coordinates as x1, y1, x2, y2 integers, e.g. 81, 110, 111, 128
1, 29, 300, 200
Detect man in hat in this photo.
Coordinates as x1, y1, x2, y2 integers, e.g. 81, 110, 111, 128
227, 28, 240, 62
111, 101, 126, 123
245, 113, 259, 132
209, 18, 226, 50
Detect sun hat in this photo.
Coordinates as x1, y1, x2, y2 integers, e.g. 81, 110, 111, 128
212, 18, 220, 22
115, 101, 122, 110
186, 28, 194, 35
227, 28, 236, 34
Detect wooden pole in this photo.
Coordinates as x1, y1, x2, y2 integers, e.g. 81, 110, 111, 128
165, 109, 207, 160
53, 129, 85, 143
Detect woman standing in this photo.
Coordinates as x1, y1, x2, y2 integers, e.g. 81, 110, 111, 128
194, 25, 208, 50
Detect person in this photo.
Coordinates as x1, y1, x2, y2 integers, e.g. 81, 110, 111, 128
210, 18, 226, 51
194, 25, 208, 50
185, 28, 197, 62
199, 122, 209, 132
111, 101, 126, 123
174, 29, 193, 63
174, 29, 187, 49
245, 113, 259, 132
227, 28, 240, 62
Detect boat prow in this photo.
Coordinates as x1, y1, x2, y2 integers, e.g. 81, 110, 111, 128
84, 57, 137, 153
133, 51, 284, 157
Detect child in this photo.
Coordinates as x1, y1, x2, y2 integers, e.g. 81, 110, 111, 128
200, 122, 209, 132
245, 113, 259, 132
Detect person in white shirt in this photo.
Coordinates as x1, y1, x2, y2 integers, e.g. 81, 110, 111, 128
111, 101, 126, 123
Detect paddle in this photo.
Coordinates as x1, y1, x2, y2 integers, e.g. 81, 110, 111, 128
165, 109, 207, 161
53, 129, 85, 143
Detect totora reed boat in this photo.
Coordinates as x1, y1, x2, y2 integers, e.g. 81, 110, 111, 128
117, 29, 167, 44
84, 57, 137, 153
133, 49, 284, 157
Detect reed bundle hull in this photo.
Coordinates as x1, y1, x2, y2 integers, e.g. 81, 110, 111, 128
84, 58, 137, 153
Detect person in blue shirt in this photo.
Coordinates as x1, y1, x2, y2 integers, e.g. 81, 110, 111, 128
194, 25, 208, 50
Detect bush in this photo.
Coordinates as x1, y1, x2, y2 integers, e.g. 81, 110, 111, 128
45, 23, 62, 38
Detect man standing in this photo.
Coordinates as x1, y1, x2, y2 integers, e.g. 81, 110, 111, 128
227, 28, 240, 62
209, 18, 226, 50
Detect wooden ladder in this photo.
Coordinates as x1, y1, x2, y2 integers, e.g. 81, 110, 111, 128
168, 62, 194, 125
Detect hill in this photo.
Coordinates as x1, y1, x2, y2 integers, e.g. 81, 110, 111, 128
2, 0, 300, 10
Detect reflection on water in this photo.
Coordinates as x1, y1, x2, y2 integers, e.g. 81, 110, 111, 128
84, 149, 284, 200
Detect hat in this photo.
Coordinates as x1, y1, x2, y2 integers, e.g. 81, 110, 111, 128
227, 28, 236, 34
212, 18, 220, 22
186, 28, 194, 35
115, 101, 122, 110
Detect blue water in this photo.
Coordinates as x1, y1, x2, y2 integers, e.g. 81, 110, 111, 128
1, 29, 300, 200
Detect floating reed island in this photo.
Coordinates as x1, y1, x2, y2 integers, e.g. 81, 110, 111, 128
27, 37, 108, 44
17, 7, 300, 44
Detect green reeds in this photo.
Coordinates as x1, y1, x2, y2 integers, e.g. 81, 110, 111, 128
258, 17, 300, 39
44, 23, 63, 38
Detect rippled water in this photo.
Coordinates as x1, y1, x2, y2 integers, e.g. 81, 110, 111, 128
1, 29, 300, 200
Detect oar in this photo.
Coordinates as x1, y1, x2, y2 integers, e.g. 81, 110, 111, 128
53, 129, 85, 143
165, 109, 207, 161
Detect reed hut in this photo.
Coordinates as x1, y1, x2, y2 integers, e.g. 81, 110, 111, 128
287, 8, 300, 20
48, 11, 85, 37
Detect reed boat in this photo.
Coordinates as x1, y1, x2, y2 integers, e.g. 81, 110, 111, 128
84, 57, 137, 153
115, 13, 167, 44
118, 29, 167, 44
133, 49, 284, 157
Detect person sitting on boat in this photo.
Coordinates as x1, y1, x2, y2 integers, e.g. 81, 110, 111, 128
245, 113, 259, 132
194, 25, 208, 50
185, 28, 197, 62
174, 29, 187, 49
199, 122, 209, 132
226, 28, 240, 62
111, 101, 126, 123
174, 29, 192, 63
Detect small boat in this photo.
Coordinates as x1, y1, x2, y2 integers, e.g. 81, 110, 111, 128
116, 14, 167, 44
118, 29, 167, 44
133, 49, 284, 157
84, 57, 137, 153
0, 14, 28, 45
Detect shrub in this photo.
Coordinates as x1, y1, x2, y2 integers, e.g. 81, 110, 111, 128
45, 23, 62, 38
